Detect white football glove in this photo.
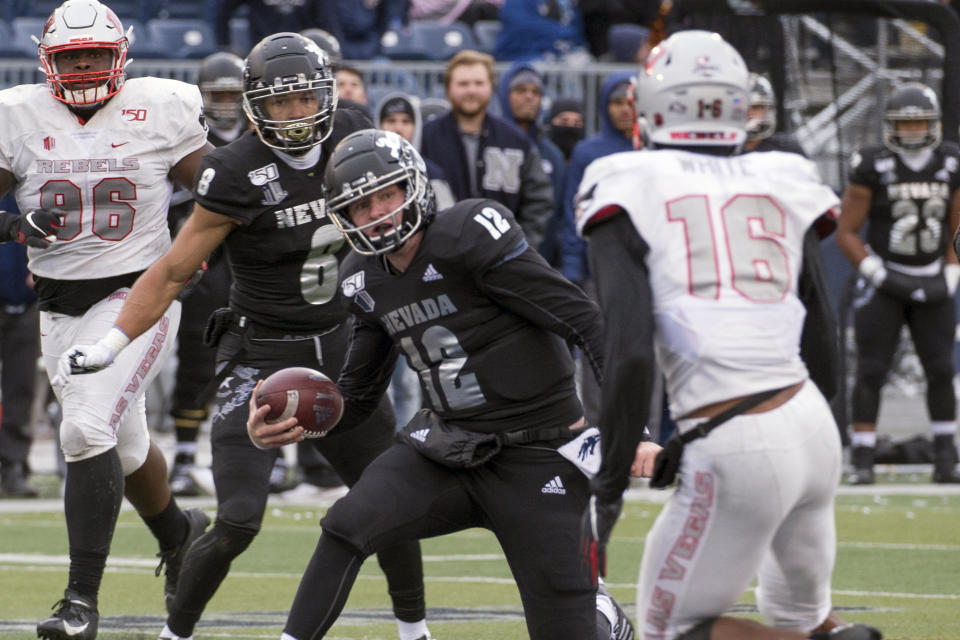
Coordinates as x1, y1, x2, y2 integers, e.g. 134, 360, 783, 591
945, 264, 960, 296
858, 254, 887, 288
53, 327, 130, 387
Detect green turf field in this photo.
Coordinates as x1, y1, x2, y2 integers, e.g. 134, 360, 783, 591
1, 487, 957, 640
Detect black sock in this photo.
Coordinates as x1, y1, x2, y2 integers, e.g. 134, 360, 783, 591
284, 533, 366, 639
143, 496, 188, 551
65, 449, 124, 604
376, 541, 425, 622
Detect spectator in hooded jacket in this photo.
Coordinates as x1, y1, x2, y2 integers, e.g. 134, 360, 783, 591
496, 62, 566, 267
495, 0, 586, 61
421, 50, 553, 248
559, 71, 636, 285
547, 97, 585, 161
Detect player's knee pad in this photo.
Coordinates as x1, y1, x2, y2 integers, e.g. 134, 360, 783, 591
854, 358, 888, 394
59, 419, 116, 463
115, 422, 150, 475
675, 618, 717, 640
193, 520, 258, 564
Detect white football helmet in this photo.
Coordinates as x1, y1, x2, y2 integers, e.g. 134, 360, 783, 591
636, 30, 749, 150
747, 72, 777, 142
38, 0, 129, 107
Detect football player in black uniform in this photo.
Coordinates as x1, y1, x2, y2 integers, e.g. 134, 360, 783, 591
836, 82, 960, 485
743, 73, 806, 155
248, 128, 639, 640
57, 34, 432, 640
167, 51, 244, 497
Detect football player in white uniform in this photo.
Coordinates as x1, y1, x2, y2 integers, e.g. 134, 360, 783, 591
576, 31, 882, 640
0, 2, 213, 638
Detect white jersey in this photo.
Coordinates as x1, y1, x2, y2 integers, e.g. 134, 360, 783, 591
576, 150, 839, 417
0, 78, 208, 280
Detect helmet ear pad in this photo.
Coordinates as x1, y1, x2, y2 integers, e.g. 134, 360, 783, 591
324, 129, 436, 256
242, 32, 337, 153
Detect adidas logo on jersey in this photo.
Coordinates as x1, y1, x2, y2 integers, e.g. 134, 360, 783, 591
541, 475, 566, 495
410, 428, 430, 442
423, 263, 443, 282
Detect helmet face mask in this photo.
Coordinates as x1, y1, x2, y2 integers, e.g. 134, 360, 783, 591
636, 30, 749, 152
243, 32, 337, 154
883, 82, 942, 154
325, 129, 436, 256
198, 51, 244, 130
39, 0, 129, 107
746, 72, 776, 142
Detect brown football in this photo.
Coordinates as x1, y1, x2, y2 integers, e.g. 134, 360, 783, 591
255, 367, 344, 437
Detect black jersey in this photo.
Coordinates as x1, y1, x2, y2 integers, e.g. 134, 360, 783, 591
192, 108, 371, 332
337, 199, 604, 435
849, 143, 960, 267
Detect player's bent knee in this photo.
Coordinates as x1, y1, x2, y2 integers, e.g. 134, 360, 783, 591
60, 421, 115, 462
195, 520, 259, 561
675, 618, 717, 640
116, 433, 150, 476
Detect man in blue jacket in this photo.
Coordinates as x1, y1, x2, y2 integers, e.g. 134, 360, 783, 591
560, 70, 636, 285
421, 50, 554, 248
496, 62, 567, 266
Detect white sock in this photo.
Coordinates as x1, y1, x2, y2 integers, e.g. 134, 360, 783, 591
931, 421, 957, 437
160, 624, 193, 640
397, 618, 430, 640
851, 431, 877, 448
281, 634, 299, 640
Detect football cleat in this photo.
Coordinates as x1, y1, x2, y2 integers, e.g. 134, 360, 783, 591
847, 446, 875, 485
597, 582, 635, 640
156, 507, 210, 611
37, 590, 99, 640
169, 462, 202, 497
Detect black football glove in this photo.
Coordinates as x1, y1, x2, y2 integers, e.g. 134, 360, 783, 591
0, 208, 60, 248
580, 494, 623, 586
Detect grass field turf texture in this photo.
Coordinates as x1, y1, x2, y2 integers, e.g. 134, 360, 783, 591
1, 480, 957, 640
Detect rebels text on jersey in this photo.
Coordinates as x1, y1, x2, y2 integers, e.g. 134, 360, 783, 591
576, 149, 839, 419
0, 78, 208, 280
849, 143, 960, 266
192, 109, 370, 332
338, 199, 604, 434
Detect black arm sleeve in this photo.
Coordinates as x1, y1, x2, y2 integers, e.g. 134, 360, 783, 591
335, 314, 400, 432
586, 211, 657, 503
798, 226, 841, 401
477, 247, 606, 383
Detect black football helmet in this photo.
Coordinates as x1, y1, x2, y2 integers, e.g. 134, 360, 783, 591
299, 28, 342, 69
198, 51, 244, 130
324, 129, 436, 256
242, 32, 337, 153
883, 82, 942, 153
747, 72, 776, 142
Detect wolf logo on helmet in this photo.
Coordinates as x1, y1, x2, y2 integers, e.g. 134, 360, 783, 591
37, 0, 130, 107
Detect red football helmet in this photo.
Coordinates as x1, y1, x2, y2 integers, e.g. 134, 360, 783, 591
38, 0, 129, 107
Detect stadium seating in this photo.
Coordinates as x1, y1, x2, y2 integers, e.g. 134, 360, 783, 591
228, 17, 251, 57
151, 0, 214, 21
0, 20, 26, 57
9, 16, 44, 58
382, 20, 477, 61
473, 20, 501, 55
146, 18, 216, 59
